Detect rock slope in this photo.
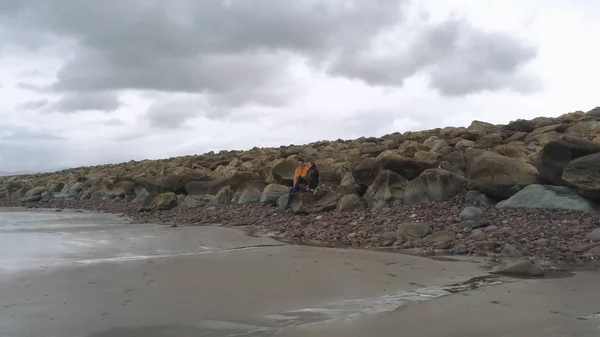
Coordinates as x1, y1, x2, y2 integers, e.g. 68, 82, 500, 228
2, 107, 600, 264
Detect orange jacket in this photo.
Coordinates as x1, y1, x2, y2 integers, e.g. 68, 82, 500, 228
293, 165, 308, 185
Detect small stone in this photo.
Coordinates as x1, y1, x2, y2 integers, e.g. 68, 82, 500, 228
586, 228, 600, 242
500, 244, 524, 258
315, 215, 323, 220
469, 229, 488, 241
460, 206, 483, 219
458, 218, 492, 229
423, 230, 455, 246
491, 259, 545, 277
473, 250, 488, 257
452, 244, 469, 255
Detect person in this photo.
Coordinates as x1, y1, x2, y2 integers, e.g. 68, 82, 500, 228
285, 158, 308, 209
305, 161, 320, 192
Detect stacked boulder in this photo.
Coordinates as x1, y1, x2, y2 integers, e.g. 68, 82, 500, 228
1, 107, 600, 214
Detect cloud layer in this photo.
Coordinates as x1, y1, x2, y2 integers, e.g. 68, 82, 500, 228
1, 0, 580, 173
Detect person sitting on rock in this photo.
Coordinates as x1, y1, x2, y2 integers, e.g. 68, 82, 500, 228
285, 158, 308, 209
305, 161, 320, 193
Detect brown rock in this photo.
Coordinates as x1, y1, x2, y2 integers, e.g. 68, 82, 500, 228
468, 152, 540, 198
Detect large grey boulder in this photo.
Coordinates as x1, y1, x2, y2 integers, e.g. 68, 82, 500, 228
404, 168, 465, 204
496, 184, 597, 212
363, 170, 408, 209
260, 184, 289, 205
237, 187, 262, 204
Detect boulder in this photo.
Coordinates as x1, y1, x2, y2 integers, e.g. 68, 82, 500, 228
562, 152, 600, 200
336, 194, 362, 212
131, 189, 155, 206
496, 184, 597, 212
398, 223, 432, 239
206, 186, 234, 208
460, 206, 483, 219
566, 121, 600, 138
291, 189, 343, 214
277, 194, 289, 208
404, 169, 466, 204
586, 229, 600, 242
505, 119, 536, 133
352, 158, 381, 187
535, 137, 600, 185
224, 171, 265, 191
380, 156, 435, 180
237, 187, 262, 204
423, 231, 455, 246
90, 190, 115, 201
272, 160, 298, 186
20, 195, 42, 203
150, 193, 178, 210
468, 152, 540, 198
363, 170, 408, 209
491, 260, 544, 277
182, 195, 213, 208
260, 184, 289, 205
500, 244, 524, 258
112, 180, 135, 197
160, 167, 213, 193
184, 180, 223, 196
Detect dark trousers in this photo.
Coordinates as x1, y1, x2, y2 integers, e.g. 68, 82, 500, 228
286, 176, 305, 207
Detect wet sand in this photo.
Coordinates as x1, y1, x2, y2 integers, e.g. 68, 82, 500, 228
0, 208, 599, 336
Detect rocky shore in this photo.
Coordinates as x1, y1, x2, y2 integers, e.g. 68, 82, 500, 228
2, 107, 600, 269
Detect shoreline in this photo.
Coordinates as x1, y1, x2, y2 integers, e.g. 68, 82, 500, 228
2, 193, 600, 270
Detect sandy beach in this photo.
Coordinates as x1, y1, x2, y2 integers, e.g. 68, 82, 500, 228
1, 208, 599, 337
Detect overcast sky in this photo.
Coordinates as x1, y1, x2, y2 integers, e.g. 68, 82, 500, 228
1, 0, 599, 172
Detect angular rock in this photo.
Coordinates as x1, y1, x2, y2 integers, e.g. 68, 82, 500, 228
468, 152, 540, 198
586, 228, 600, 242
404, 169, 465, 204
501, 244, 524, 258
277, 194, 289, 208
206, 186, 233, 208
182, 194, 213, 208
460, 206, 483, 219
363, 170, 408, 209
161, 167, 213, 193
336, 194, 362, 212
458, 218, 492, 229
566, 121, 600, 138
291, 189, 343, 214
398, 223, 432, 239
260, 184, 289, 205
237, 187, 262, 204
352, 158, 381, 187
465, 190, 496, 206
562, 152, 600, 200
535, 137, 600, 185
496, 184, 597, 212
112, 180, 135, 197
20, 195, 42, 203
184, 180, 223, 196
131, 189, 154, 206
380, 156, 435, 180
424, 231, 455, 245
491, 260, 544, 277
150, 193, 178, 211
452, 244, 469, 255
272, 160, 299, 186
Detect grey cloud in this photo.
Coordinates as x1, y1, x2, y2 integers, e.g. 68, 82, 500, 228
46, 92, 122, 113
0, 125, 66, 172
329, 19, 538, 95
144, 97, 205, 129
0, 0, 403, 106
1, 0, 538, 109
18, 99, 49, 111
